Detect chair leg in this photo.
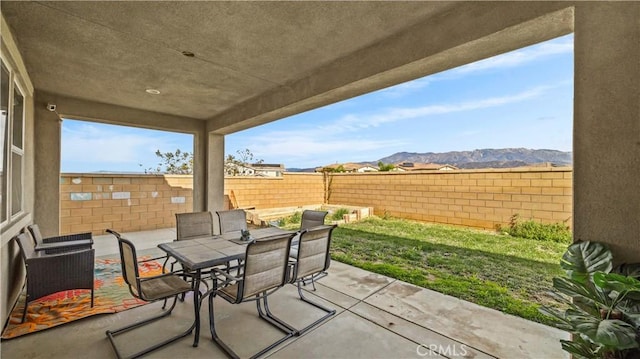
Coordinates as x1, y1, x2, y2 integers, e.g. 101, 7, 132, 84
106, 295, 194, 359
295, 281, 336, 335
209, 292, 294, 359
21, 300, 28, 323
208, 292, 240, 359
256, 295, 296, 334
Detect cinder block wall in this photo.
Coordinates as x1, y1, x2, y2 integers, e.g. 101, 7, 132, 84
327, 167, 572, 230
60, 174, 193, 235
60, 169, 572, 235
223, 173, 325, 210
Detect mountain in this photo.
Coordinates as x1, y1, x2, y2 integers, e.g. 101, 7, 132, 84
377, 148, 572, 168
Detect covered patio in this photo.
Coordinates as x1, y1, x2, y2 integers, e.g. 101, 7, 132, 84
1, 2, 639, 358
1, 228, 567, 358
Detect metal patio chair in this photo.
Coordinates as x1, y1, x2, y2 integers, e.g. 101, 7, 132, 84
216, 209, 248, 235
208, 232, 296, 359
105, 229, 195, 359
290, 210, 328, 257
176, 211, 215, 240
282, 225, 337, 335
14, 232, 94, 323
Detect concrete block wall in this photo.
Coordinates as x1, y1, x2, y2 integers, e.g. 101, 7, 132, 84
327, 167, 573, 230
223, 173, 325, 210
60, 168, 572, 235
60, 174, 193, 235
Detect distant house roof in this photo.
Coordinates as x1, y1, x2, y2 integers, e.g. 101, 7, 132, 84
396, 162, 458, 171
252, 163, 284, 170
316, 162, 378, 173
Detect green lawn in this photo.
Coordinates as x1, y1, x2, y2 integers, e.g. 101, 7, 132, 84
320, 216, 567, 326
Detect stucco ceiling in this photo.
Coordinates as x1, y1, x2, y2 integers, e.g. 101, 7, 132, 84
1, 1, 455, 121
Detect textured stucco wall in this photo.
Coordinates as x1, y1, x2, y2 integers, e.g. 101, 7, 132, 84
0, 13, 35, 329
573, 3, 640, 264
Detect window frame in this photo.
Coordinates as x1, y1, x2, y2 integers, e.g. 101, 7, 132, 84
0, 54, 27, 226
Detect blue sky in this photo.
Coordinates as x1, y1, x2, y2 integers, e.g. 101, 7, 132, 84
62, 34, 573, 172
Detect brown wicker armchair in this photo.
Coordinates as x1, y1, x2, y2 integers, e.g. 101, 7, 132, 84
14, 233, 95, 323
26, 224, 93, 255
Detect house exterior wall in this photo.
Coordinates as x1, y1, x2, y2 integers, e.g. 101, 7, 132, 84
0, 14, 35, 329
573, 3, 640, 265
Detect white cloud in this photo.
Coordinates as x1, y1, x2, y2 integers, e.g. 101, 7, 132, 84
321, 85, 553, 134
378, 36, 573, 97
62, 122, 190, 170
448, 38, 573, 76
378, 78, 431, 98
237, 84, 558, 166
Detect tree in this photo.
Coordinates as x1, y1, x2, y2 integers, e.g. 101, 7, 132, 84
142, 149, 193, 174
224, 148, 263, 176
378, 161, 396, 172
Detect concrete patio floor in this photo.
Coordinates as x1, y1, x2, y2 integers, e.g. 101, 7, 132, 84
1, 228, 569, 358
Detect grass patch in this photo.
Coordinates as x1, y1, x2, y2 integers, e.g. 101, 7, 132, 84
330, 216, 567, 325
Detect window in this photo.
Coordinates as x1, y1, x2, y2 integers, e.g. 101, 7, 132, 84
0, 58, 25, 223
1, 61, 9, 223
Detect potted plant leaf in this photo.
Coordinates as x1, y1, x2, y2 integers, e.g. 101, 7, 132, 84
541, 241, 640, 359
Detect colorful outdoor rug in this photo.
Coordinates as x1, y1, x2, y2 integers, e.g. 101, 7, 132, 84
1, 253, 165, 339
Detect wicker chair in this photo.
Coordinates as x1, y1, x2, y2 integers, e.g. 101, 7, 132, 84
105, 229, 195, 359
285, 224, 337, 335
26, 224, 93, 254
208, 232, 296, 359
14, 233, 95, 323
216, 209, 247, 235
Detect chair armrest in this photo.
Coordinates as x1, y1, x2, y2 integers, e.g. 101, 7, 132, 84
35, 239, 94, 251
27, 248, 95, 266
212, 267, 241, 282
43, 232, 93, 244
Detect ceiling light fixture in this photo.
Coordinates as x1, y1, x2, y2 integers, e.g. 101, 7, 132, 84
145, 88, 161, 95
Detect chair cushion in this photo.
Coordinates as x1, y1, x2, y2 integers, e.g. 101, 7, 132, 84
140, 275, 192, 301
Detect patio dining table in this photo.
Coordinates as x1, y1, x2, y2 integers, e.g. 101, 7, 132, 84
157, 227, 295, 347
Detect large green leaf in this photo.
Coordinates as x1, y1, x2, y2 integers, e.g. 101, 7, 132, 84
553, 276, 611, 307
593, 272, 640, 294
560, 338, 598, 359
570, 313, 639, 350
614, 263, 640, 280
562, 241, 612, 284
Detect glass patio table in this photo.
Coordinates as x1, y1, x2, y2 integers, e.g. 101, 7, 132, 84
157, 227, 295, 347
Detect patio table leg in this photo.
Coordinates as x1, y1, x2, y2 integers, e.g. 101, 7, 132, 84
192, 269, 202, 347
